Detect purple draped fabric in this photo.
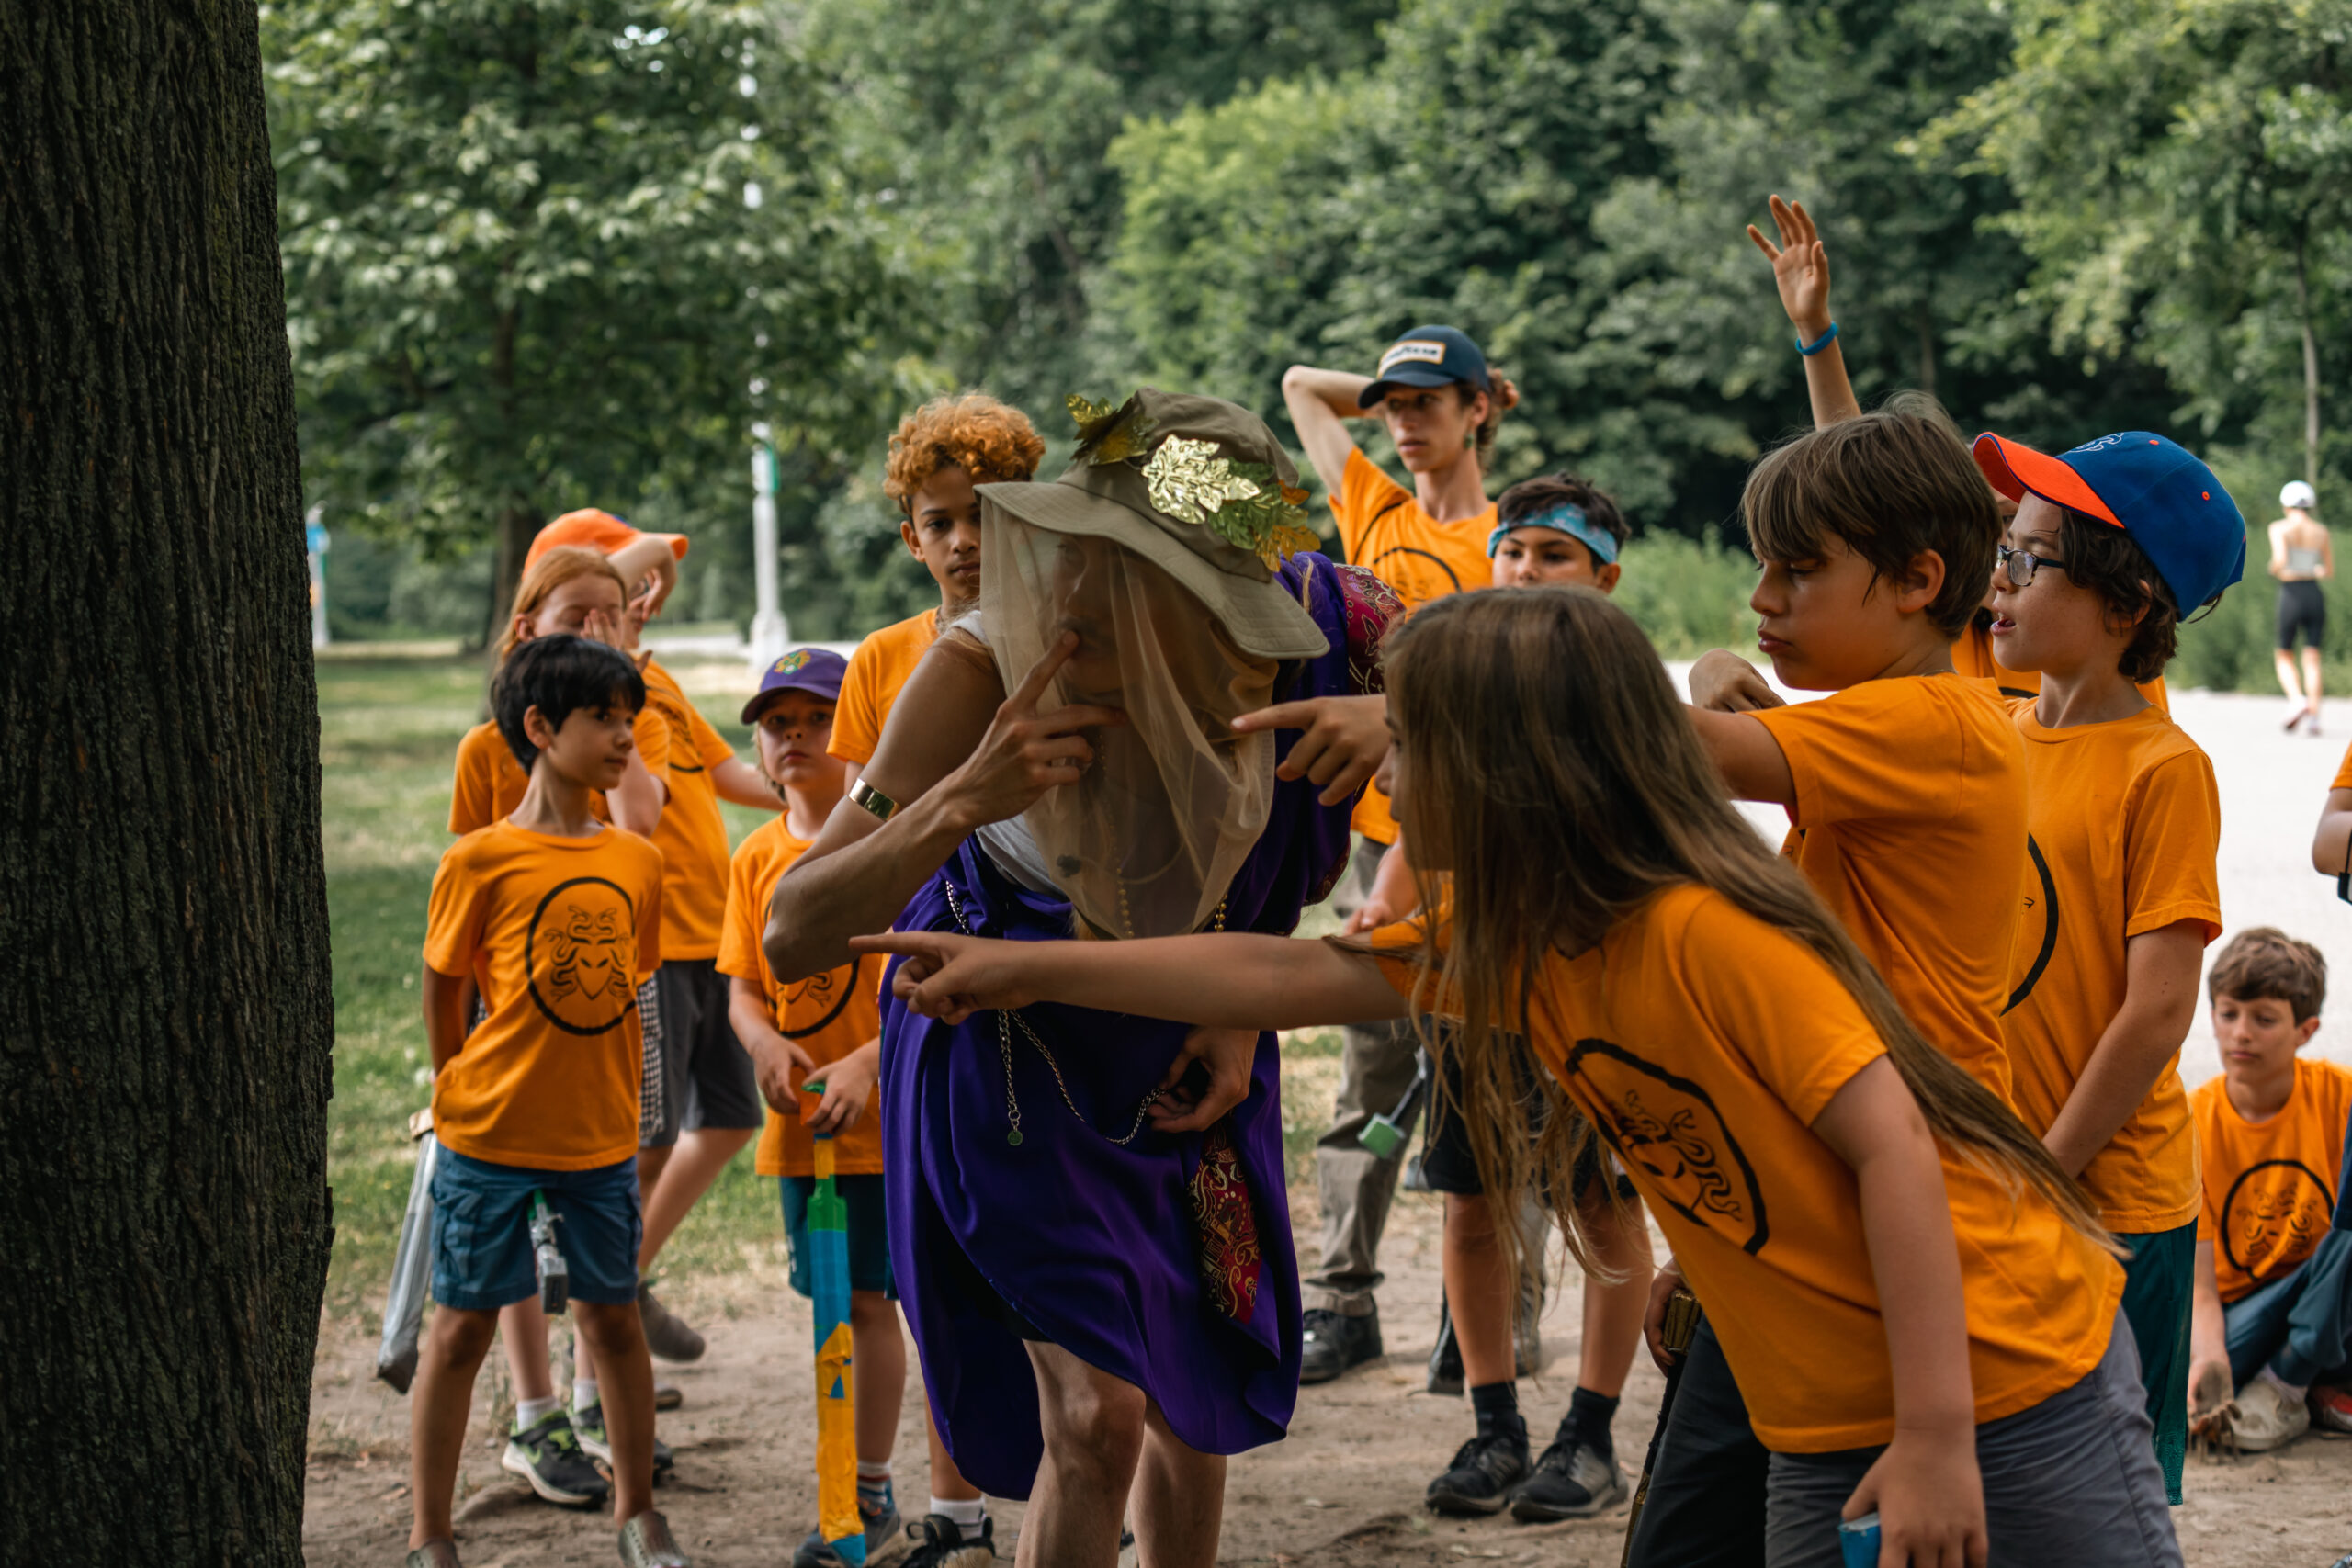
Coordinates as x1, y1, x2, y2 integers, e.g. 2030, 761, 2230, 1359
878, 552, 1360, 1498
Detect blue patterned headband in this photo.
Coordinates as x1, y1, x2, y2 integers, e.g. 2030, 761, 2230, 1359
1487, 502, 1619, 566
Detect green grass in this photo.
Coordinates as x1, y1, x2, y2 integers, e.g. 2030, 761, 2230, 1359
319, 656, 786, 1320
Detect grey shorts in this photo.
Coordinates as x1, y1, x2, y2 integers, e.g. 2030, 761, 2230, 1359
1762, 1310, 2181, 1568
642, 958, 761, 1146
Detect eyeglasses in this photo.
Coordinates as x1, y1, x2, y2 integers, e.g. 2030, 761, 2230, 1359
1996, 544, 2068, 589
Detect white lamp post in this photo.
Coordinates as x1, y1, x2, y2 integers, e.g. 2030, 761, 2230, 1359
746, 425, 789, 675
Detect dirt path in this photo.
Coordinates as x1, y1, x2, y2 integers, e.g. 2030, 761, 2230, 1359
305, 1173, 2352, 1568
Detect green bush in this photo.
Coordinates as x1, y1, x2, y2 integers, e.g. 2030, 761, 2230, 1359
1615, 527, 1758, 661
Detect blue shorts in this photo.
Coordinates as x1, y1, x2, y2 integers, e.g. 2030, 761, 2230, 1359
431, 1148, 642, 1312
779, 1174, 895, 1300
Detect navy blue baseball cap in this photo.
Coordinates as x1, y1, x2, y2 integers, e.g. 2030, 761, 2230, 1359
740, 647, 847, 723
1357, 325, 1492, 409
1973, 430, 2246, 611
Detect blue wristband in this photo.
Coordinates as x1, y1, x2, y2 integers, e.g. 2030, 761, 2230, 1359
1796, 321, 1839, 357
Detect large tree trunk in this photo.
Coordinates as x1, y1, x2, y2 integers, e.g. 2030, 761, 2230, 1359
0, 0, 334, 1560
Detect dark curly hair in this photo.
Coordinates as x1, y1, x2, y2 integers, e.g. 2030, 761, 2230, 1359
883, 393, 1046, 512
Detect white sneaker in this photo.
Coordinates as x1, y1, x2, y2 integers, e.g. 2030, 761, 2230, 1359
2232, 1374, 2312, 1451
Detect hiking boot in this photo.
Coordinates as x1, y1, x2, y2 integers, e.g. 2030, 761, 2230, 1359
405, 1541, 461, 1568
2230, 1375, 2312, 1451
1300, 1304, 1382, 1384
639, 1284, 707, 1364
1427, 1291, 1543, 1397
618, 1509, 692, 1568
902, 1514, 997, 1568
792, 1496, 907, 1567
2312, 1382, 2352, 1435
573, 1401, 676, 1479
1426, 1428, 1530, 1516
502, 1408, 612, 1507
1510, 1436, 1626, 1520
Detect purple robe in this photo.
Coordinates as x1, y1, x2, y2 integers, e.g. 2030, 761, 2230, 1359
878, 553, 1360, 1498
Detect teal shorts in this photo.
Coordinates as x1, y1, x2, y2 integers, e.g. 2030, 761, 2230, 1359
779, 1174, 895, 1300
2118, 1223, 2196, 1506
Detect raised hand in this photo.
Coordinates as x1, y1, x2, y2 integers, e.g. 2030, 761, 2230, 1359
1747, 194, 1834, 340
1233, 694, 1390, 806
854, 931, 1037, 1024
934, 633, 1126, 831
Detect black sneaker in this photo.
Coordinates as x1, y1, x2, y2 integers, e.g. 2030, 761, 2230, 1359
501, 1408, 612, 1507
1300, 1304, 1383, 1384
1426, 1428, 1530, 1516
573, 1401, 675, 1480
1510, 1436, 1626, 1520
902, 1513, 997, 1567
1428, 1296, 1464, 1396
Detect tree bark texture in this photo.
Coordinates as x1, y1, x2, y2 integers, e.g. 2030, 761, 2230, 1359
1, 0, 334, 1560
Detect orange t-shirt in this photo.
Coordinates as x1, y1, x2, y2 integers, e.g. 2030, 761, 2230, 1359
2332, 738, 2352, 790
1329, 447, 1495, 843
1950, 623, 2168, 711
717, 816, 886, 1178
831, 609, 940, 768
423, 821, 664, 1169
2195, 1060, 2352, 1303
1748, 674, 2026, 1100
447, 711, 672, 835
1366, 885, 2120, 1452
1999, 703, 2221, 1230
639, 657, 736, 960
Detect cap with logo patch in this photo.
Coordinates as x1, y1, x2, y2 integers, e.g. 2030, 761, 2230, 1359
1972, 430, 2245, 612
1356, 325, 1492, 409
740, 647, 847, 724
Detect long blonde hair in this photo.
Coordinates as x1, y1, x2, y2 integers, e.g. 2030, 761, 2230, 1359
493, 547, 628, 663
1379, 588, 2113, 1292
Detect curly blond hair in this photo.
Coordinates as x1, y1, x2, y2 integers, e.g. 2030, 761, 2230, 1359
882, 393, 1046, 513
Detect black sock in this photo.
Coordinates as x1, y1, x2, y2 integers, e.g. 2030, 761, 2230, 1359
1469, 1381, 1525, 1444
1563, 1384, 1621, 1456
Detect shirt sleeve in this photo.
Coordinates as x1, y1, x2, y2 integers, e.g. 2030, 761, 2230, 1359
716, 843, 761, 981
632, 705, 673, 781
2335, 738, 2352, 791
447, 734, 491, 835
635, 852, 665, 984
686, 699, 734, 769
830, 644, 885, 766
1679, 896, 1886, 1125
1750, 681, 1963, 830
2193, 1087, 2222, 1242
422, 843, 489, 977
1331, 447, 1410, 569
2123, 749, 2223, 942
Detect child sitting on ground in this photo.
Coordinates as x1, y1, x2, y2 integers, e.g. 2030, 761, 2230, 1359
1972, 425, 2243, 1503
2188, 928, 2352, 1452
1348, 473, 1657, 1523
718, 649, 996, 1568
861, 587, 2176, 1567
411, 634, 685, 1568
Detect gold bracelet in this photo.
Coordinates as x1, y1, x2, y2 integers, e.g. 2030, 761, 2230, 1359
849, 777, 899, 824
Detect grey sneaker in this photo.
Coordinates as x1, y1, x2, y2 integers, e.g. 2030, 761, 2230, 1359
618, 1510, 692, 1568
1510, 1436, 1626, 1520
502, 1408, 611, 1507
639, 1283, 707, 1364
573, 1400, 675, 1479
405, 1541, 461, 1568
1426, 1427, 1530, 1516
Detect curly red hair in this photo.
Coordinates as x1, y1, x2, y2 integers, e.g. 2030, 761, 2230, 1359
883, 393, 1046, 513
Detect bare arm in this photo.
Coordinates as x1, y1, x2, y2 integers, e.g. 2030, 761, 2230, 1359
1343, 835, 1419, 936
423, 965, 470, 1076
606, 750, 667, 836
1685, 652, 1797, 805
1281, 365, 1374, 497
1747, 195, 1861, 427
2187, 1239, 2233, 1433
855, 928, 1408, 1032
2311, 786, 2352, 875
2041, 921, 2207, 1177
763, 633, 1121, 982
1809, 1056, 1986, 1560
711, 757, 784, 812
2269, 520, 2290, 580
2324, 532, 2337, 582
608, 536, 680, 617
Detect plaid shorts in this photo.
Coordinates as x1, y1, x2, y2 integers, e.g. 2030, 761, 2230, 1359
636, 976, 664, 1146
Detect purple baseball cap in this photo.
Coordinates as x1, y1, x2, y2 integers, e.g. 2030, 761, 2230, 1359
740, 647, 847, 723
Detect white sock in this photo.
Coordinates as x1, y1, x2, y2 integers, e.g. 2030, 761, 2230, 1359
2260, 1364, 2310, 1399
858, 1460, 894, 1482
572, 1377, 600, 1412
514, 1394, 561, 1430
933, 1495, 986, 1535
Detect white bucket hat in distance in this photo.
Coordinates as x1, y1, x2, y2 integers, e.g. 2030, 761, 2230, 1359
973, 389, 1332, 662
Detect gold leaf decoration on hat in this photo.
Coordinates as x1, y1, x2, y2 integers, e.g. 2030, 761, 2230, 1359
1145, 436, 1263, 524
1068, 392, 1155, 465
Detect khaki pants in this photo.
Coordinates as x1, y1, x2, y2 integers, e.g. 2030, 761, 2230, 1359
1306, 838, 1425, 1315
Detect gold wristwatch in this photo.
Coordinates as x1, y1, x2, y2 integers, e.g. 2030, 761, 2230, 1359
849, 777, 899, 824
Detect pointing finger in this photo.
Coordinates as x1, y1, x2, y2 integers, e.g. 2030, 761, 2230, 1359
1008, 632, 1080, 713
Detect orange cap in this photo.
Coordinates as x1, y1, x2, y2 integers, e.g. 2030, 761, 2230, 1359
526, 508, 691, 571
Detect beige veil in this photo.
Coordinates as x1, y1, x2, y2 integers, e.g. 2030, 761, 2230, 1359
977, 506, 1279, 939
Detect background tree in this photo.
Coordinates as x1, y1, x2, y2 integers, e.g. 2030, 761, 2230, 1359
268, 0, 918, 633
2, 0, 332, 1558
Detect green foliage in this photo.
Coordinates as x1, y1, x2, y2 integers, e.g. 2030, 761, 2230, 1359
267, 0, 919, 563
1612, 529, 1761, 660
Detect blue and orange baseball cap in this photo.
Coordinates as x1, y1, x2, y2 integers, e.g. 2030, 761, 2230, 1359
1357, 325, 1492, 408
740, 647, 847, 724
1972, 431, 2245, 611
